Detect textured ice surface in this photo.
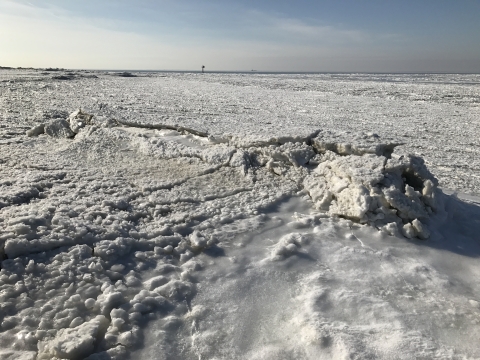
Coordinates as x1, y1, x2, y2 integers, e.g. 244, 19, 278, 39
1, 69, 480, 359
135, 196, 480, 360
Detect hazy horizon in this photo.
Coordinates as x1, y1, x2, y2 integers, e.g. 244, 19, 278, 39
5, 67, 480, 75
1, 0, 479, 73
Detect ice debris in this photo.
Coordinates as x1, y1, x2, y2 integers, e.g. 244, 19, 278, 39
26, 109, 94, 138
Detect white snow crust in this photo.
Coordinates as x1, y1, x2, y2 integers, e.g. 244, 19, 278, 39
1, 69, 480, 359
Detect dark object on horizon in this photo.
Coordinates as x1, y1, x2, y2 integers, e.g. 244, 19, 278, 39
53, 72, 97, 80
202, 65, 205, 73
0, 66, 13, 70
52, 75, 75, 80
114, 72, 137, 77
45, 68, 64, 71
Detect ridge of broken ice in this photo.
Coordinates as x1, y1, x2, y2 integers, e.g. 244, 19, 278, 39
19, 112, 440, 248
21, 110, 441, 239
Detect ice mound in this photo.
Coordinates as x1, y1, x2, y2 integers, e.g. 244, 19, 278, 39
225, 129, 440, 239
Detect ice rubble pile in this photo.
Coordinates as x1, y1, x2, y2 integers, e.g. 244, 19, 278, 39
303, 148, 439, 240
141, 125, 440, 239
236, 130, 441, 240
26, 109, 96, 138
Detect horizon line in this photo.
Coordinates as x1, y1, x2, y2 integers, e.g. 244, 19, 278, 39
1, 66, 480, 75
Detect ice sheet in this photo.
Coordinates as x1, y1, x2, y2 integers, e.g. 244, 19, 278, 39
1, 69, 480, 359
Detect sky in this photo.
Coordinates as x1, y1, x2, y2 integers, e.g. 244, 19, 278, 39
0, 0, 479, 72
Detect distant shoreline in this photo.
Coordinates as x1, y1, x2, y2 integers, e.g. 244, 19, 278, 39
1, 66, 479, 75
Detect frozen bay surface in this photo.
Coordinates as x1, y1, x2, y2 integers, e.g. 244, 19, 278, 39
0, 69, 480, 359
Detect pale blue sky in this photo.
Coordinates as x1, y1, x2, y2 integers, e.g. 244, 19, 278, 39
1, 0, 479, 72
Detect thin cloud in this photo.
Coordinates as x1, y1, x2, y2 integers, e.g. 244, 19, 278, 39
241, 10, 405, 47
272, 17, 369, 44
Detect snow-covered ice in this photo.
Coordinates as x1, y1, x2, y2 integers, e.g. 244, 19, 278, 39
1, 69, 480, 359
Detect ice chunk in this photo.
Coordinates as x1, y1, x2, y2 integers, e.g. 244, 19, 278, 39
68, 109, 94, 133
270, 233, 308, 260
143, 275, 169, 290
402, 223, 417, 239
85, 298, 96, 309
381, 222, 400, 236
304, 153, 385, 222
38, 315, 109, 360
257, 142, 315, 168
26, 124, 45, 137
422, 179, 439, 211
229, 150, 252, 174
44, 119, 75, 138
189, 231, 208, 251
383, 187, 428, 221
412, 219, 430, 240
153, 280, 195, 301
